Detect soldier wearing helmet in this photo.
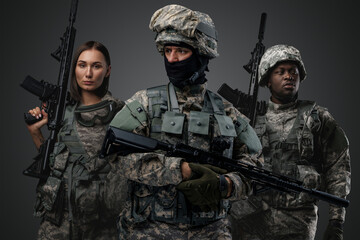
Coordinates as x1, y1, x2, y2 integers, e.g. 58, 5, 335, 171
230, 44, 351, 240
106, 4, 263, 239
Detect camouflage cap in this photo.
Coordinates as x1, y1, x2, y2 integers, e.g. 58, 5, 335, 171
149, 4, 219, 59
258, 44, 307, 87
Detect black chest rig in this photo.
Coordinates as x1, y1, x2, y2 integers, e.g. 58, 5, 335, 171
130, 83, 237, 226
254, 100, 322, 207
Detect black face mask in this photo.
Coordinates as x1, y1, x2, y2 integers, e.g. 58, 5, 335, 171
164, 53, 209, 88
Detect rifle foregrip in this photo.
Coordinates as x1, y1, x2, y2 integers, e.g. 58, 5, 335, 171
24, 112, 43, 125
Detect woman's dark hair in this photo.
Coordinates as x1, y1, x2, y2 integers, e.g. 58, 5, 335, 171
70, 41, 111, 102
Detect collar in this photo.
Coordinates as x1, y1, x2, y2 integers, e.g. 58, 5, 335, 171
174, 83, 207, 104
267, 99, 298, 111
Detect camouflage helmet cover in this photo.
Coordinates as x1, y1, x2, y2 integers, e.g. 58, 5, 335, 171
149, 4, 219, 58
258, 44, 307, 87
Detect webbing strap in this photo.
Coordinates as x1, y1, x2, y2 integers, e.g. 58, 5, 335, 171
196, 22, 218, 40
298, 101, 317, 156
206, 90, 223, 115
167, 83, 180, 113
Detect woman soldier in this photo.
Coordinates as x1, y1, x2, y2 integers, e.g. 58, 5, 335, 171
26, 41, 126, 239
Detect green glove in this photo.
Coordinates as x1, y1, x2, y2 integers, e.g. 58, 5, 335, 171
323, 219, 343, 240
176, 163, 227, 211
201, 164, 228, 175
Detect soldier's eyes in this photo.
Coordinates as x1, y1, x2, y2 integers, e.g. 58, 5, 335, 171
290, 69, 298, 75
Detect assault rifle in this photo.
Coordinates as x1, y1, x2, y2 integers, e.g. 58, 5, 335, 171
21, 0, 79, 179
218, 13, 267, 126
100, 127, 350, 208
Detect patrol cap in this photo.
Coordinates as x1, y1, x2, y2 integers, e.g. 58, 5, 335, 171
258, 44, 307, 87
149, 4, 219, 58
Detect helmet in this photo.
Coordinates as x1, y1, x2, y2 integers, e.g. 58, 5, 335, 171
258, 44, 307, 87
149, 4, 218, 59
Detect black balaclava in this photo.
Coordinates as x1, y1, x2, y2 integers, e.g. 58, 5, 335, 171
164, 43, 209, 88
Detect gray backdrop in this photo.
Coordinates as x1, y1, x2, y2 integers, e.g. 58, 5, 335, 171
2, 0, 359, 239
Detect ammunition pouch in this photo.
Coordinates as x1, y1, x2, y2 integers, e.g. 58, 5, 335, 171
131, 183, 229, 226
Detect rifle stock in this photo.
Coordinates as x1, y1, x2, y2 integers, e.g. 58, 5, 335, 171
218, 83, 266, 120
100, 127, 350, 208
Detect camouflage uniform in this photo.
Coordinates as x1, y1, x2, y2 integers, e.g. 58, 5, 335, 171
110, 82, 263, 239
35, 92, 127, 240
106, 5, 263, 239
230, 45, 351, 240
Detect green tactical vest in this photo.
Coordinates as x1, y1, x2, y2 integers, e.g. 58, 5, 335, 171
131, 83, 238, 226
34, 101, 118, 226
254, 100, 322, 207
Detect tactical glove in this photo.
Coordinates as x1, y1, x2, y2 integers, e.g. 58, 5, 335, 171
176, 163, 227, 211
323, 219, 343, 240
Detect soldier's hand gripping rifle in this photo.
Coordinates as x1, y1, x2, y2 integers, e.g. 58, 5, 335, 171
20, 0, 79, 179
218, 13, 267, 126
100, 127, 350, 208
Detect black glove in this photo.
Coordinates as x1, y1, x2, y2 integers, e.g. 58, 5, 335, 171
323, 219, 343, 240
176, 163, 227, 211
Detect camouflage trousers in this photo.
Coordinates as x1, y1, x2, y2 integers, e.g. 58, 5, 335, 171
118, 215, 232, 240
37, 212, 118, 240
229, 201, 318, 240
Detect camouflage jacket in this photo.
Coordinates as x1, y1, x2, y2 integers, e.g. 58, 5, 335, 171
112, 83, 263, 204
256, 99, 351, 221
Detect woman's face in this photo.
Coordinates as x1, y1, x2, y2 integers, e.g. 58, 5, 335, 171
75, 49, 111, 92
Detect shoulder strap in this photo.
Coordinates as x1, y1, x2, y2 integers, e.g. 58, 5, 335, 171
147, 85, 168, 118
204, 90, 226, 115
62, 104, 78, 135
296, 100, 318, 156
147, 85, 168, 135
167, 83, 180, 113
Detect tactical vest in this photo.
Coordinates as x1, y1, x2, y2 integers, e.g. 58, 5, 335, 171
130, 83, 237, 226
254, 100, 322, 207
34, 100, 118, 226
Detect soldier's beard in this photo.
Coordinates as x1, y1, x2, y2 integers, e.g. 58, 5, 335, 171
164, 54, 208, 88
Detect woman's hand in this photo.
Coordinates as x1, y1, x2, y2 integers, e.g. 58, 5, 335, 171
26, 104, 48, 150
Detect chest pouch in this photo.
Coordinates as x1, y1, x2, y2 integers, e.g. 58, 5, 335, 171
214, 114, 237, 137
205, 90, 236, 137
161, 111, 185, 135
188, 111, 210, 135
161, 83, 186, 135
